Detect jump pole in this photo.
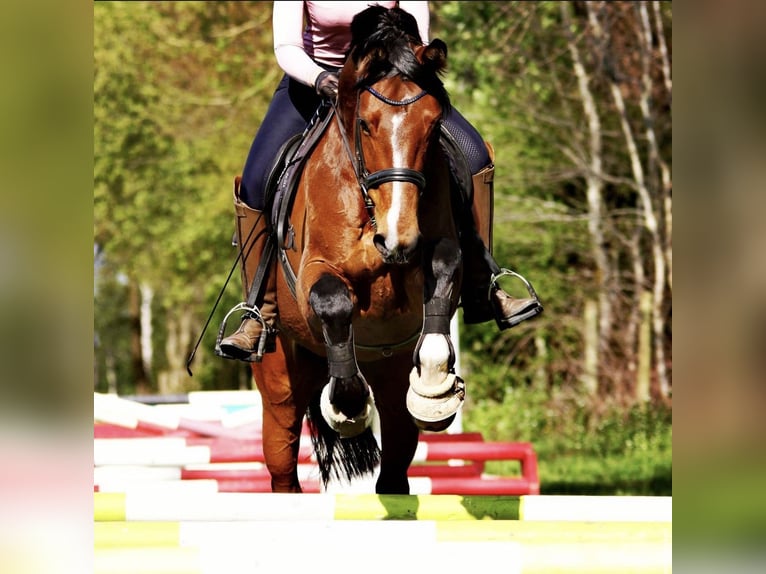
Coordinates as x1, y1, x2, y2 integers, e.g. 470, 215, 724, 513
93, 543, 529, 574
93, 437, 537, 465
94, 519, 671, 547
95, 476, 538, 496
95, 492, 671, 523
93, 521, 671, 574
94, 393, 261, 440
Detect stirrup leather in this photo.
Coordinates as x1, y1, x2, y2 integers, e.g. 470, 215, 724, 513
216, 228, 278, 362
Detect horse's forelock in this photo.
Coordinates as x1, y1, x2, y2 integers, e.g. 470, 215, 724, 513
350, 6, 422, 75
349, 6, 450, 111
350, 6, 421, 55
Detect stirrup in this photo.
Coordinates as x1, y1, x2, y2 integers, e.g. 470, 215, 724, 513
215, 302, 275, 363
489, 268, 541, 301
489, 268, 543, 329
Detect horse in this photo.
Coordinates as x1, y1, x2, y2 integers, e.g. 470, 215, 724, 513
251, 6, 464, 494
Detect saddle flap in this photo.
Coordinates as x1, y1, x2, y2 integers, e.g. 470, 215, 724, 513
271, 104, 336, 251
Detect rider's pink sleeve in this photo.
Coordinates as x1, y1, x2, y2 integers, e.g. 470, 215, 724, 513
272, 1, 431, 89
398, 1, 430, 42
273, 1, 325, 88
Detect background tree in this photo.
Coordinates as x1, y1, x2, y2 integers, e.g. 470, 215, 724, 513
95, 2, 275, 394
434, 1, 671, 407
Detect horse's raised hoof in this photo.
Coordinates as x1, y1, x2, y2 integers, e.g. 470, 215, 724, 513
319, 383, 377, 438
405, 371, 465, 432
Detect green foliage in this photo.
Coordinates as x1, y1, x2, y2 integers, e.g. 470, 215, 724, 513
94, 2, 276, 390
464, 386, 672, 495
93, 279, 133, 394
458, 190, 593, 401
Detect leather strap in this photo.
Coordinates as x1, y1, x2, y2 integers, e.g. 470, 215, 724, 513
244, 233, 276, 309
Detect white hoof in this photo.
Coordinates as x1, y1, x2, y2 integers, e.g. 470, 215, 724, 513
406, 375, 465, 427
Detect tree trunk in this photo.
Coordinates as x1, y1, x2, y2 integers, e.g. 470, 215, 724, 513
598, 2, 669, 400
140, 282, 154, 381
562, 2, 613, 390
105, 351, 118, 395
637, 1, 672, 398
582, 299, 599, 396
627, 227, 645, 379
128, 280, 150, 393
533, 333, 549, 390
158, 312, 199, 395
650, 1, 673, 290
636, 290, 652, 403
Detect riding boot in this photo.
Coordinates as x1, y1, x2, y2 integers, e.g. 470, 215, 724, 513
219, 177, 277, 361
460, 163, 543, 330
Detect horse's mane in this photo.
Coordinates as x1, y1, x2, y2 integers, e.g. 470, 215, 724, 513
349, 6, 450, 112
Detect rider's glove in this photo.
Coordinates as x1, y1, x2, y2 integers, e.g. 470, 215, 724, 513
315, 71, 339, 100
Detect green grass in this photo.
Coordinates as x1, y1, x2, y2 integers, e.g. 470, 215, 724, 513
462, 386, 672, 496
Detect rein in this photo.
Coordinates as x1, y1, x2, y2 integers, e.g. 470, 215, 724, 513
332, 85, 428, 230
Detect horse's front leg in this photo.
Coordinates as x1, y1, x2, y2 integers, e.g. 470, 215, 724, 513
407, 237, 465, 431
308, 274, 376, 438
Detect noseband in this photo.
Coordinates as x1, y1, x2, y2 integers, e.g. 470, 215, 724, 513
334, 85, 430, 229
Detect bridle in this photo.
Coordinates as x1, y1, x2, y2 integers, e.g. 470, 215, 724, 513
333, 84, 430, 230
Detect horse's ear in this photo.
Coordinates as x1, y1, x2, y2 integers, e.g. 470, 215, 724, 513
422, 39, 448, 73
372, 46, 389, 65
355, 47, 388, 82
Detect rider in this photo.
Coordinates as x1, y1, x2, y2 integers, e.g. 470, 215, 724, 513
220, 1, 543, 361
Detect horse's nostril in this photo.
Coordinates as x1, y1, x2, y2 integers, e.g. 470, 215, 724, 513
373, 234, 388, 254
373, 233, 421, 264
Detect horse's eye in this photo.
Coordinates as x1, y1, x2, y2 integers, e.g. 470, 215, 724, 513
359, 119, 371, 135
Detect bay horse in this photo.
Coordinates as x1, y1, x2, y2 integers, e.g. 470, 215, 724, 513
252, 6, 464, 494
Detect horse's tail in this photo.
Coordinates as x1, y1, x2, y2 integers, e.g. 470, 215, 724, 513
306, 394, 381, 487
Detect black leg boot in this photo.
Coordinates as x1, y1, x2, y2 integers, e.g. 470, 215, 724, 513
460, 164, 543, 330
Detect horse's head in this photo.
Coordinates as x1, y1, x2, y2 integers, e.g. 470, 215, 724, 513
338, 6, 450, 265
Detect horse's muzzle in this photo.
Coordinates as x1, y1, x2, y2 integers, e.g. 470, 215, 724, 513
373, 233, 420, 264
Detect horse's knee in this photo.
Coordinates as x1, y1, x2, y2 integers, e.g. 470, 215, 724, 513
309, 274, 352, 317
308, 274, 353, 342
431, 237, 462, 278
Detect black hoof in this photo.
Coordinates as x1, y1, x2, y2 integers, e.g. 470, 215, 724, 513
411, 412, 456, 432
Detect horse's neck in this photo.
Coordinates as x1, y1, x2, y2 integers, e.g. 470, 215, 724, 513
306, 124, 368, 225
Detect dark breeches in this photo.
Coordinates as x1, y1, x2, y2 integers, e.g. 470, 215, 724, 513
442, 108, 491, 174
239, 75, 321, 210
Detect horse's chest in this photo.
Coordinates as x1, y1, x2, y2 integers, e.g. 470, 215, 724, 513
305, 229, 423, 310
354, 267, 423, 315
366, 278, 402, 303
